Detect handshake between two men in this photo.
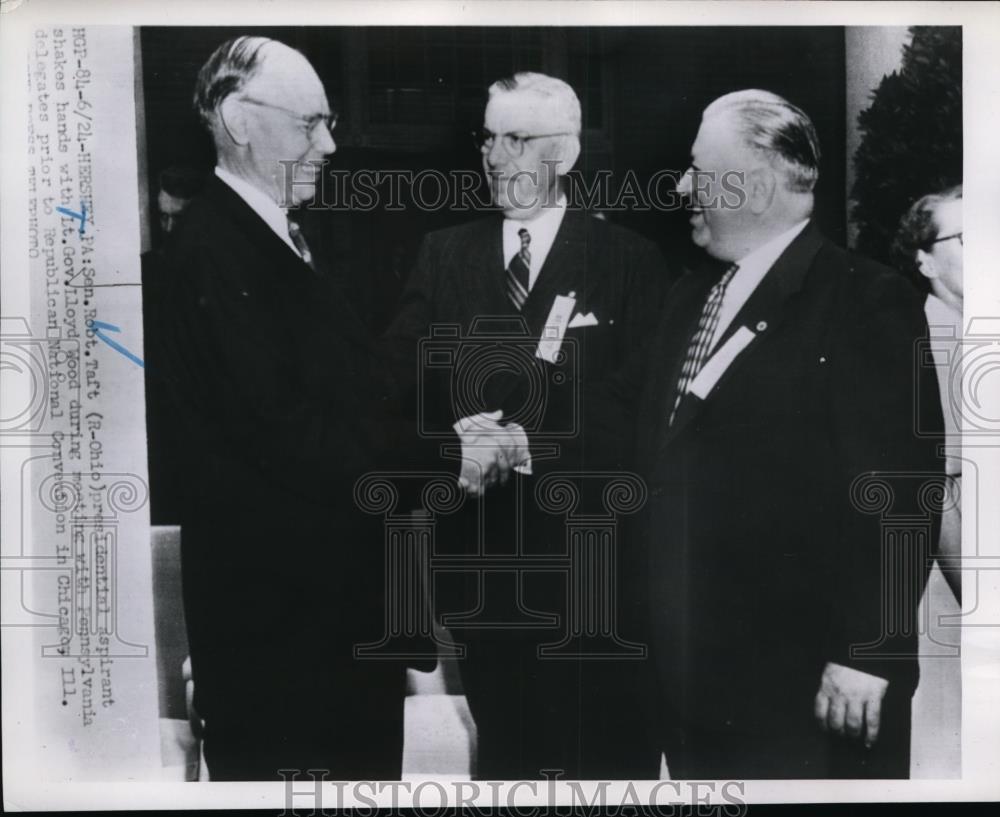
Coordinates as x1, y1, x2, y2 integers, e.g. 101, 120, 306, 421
454, 410, 532, 498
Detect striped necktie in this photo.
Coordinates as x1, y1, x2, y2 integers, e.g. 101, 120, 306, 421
669, 263, 739, 426
505, 227, 531, 310
286, 216, 316, 272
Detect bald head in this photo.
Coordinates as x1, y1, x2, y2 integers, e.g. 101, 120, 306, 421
195, 38, 324, 135
194, 36, 335, 206
241, 41, 326, 116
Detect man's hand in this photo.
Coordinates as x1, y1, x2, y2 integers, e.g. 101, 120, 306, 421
455, 410, 531, 497
814, 661, 889, 747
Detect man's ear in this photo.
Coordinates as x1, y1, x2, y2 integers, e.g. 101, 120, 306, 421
747, 166, 776, 214
555, 135, 581, 177
218, 96, 250, 147
916, 248, 938, 280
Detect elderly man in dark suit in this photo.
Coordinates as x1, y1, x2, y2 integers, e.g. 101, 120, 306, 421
594, 89, 943, 779
154, 36, 411, 781
383, 72, 670, 780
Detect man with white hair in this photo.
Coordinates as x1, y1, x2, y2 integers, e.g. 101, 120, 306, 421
599, 90, 943, 777
156, 36, 410, 780
384, 72, 670, 779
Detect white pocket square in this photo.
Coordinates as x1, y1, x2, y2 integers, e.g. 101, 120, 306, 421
567, 311, 599, 328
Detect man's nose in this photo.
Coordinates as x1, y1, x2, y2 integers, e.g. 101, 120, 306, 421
485, 137, 506, 168
676, 168, 693, 198
314, 123, 336, 156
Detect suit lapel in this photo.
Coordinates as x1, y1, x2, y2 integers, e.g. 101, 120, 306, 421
478, 211, 591, 412
465, 212, 593, 338
653, 270, 721, 450
520, 210, 590, 332
661, 223, 824, 447
714, 222, 822, 353
207, 176, 316, 278
208, 177, 376, 346
462, 217, 510, 319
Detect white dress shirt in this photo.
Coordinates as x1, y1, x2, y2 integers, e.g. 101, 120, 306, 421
502, 196, 568, 291
214, 166, 303, 259
708, 219, 810, 352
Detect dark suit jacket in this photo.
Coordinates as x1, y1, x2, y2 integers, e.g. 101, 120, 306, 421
598, 223, 943, 734
152, 176, 413, 772
381, 207, 671, 779
383, 208, 672, 610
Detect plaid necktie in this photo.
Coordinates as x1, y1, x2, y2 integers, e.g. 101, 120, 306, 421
505, 227, 531, 310
286, 216, 316, 272
669, 263, 739, 426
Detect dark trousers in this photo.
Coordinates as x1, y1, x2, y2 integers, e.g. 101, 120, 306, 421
456, 629, 660, 780
202, 700, 405, 782
181, 513, 408, 782
438, 480, 658, 780
662, 691, 912, 779
197, 659, 406, 782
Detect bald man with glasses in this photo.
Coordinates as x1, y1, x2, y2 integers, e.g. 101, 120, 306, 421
383, 72, 672, 779
154, 36, 412, 780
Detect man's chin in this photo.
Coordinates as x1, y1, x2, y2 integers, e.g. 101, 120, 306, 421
290, 181, 317, 207
690, 228, 711, 250
492, 187, 552, 219
494, 192, 546, 220
500, 204, 543, 221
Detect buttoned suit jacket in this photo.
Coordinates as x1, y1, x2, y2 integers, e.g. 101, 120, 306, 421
383, 209, 671, 600
594, 223, 944, 736
380, 207, 671, 778
153, 176, 415, 777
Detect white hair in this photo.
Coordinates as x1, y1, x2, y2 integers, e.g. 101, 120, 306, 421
487, 72, 582, 137
704, 89, 821, 193
194, 36, 276, 129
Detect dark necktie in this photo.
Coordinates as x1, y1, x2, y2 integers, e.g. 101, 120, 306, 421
505, 227, 531, 310
286, 216, 316, 272
669, 263, 739, 426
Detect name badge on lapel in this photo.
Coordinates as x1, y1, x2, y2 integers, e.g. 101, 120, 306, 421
536, 291, 576, 363
689, 325, 756, 399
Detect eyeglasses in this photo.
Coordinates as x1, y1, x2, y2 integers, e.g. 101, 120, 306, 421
238, 97, 338, 140
930, 232, 963, 246
472, 128, 574, 158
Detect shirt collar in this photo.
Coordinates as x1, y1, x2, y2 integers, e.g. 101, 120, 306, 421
502, 196, 568, 287
214, 166, 298, 253
504, 195, 568, 233
734, 219, 811, 279
705, 219, 810, 352
925, 292, 962, 328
